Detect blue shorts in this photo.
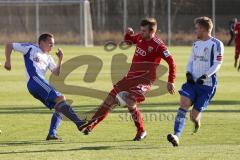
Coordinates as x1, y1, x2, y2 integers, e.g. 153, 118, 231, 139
27, 75, 62, 109
179, 82, 216, 112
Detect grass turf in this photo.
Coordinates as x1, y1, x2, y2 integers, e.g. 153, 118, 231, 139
0, 45, 239, 160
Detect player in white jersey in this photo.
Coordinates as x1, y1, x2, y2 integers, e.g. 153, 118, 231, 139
167, 17, 224, 147
4, 33, 86, 140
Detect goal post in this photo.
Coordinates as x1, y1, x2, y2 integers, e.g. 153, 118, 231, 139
80, 0, 94, 47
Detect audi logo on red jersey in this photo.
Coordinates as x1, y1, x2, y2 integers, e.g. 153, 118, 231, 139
135, 47, 147, 56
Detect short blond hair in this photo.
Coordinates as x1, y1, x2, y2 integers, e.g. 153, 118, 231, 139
194, 16, 213, 33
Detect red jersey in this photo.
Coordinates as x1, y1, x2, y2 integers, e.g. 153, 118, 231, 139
124, 33, 176, 83
234, 22, 240, 45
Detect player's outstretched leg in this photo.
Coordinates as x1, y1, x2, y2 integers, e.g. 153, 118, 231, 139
46, 112, 62, 140
79, 94, 117, 134
55, 100, 86, 131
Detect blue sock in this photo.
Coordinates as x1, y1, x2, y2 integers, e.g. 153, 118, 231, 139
56, 101, 84, 127
174, 108, 187, 137
48, 112, 62, 136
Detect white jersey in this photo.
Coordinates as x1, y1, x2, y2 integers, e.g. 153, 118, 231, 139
13, 43, 56, 82
186, 37, 224, 87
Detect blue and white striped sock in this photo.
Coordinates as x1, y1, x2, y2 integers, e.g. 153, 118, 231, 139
174, 108, 187, 137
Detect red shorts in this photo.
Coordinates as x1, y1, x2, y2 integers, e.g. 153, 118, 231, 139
110, 76, 152, 103
235, 45, 240, 58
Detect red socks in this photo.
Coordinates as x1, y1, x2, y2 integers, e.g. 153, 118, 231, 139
89, 102, 112, 130
129, 107, 144, 132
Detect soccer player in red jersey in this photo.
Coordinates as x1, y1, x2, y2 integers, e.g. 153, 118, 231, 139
79, 18, 176, 141
234, 21, 240, 70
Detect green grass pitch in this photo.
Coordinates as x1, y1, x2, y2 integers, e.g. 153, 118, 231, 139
0, 45, 239, 160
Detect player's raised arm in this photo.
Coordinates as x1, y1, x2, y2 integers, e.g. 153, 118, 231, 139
50, 48, 63, 76
124, 27, 141, 45
4, 43, 14, 71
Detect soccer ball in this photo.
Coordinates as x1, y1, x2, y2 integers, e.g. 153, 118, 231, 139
115, 91, 129, 107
